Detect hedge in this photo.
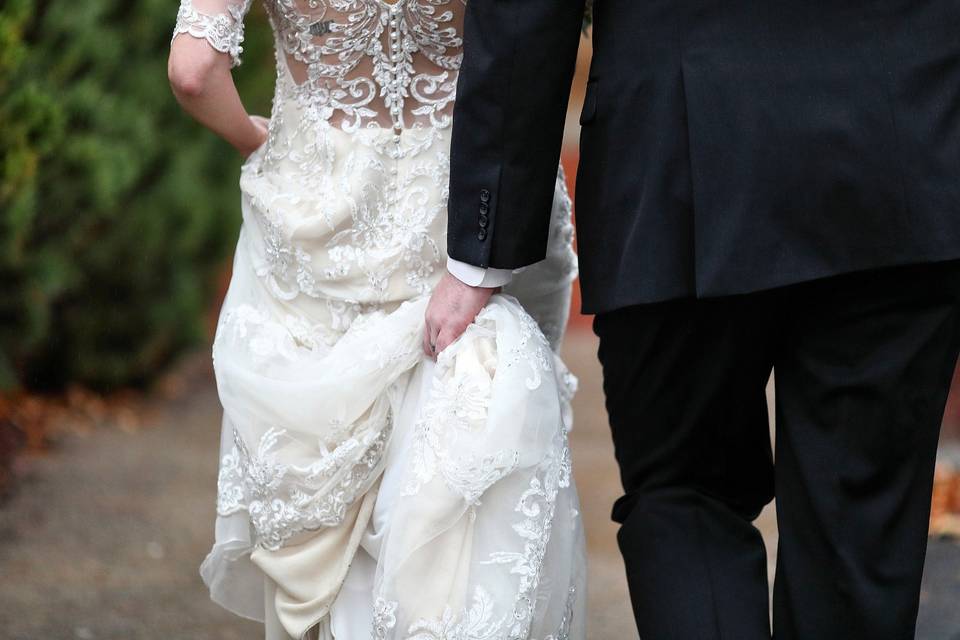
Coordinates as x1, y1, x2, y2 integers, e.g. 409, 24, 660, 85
0, 0, 274, 391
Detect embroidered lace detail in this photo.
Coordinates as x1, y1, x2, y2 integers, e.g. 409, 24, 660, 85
214, 303, 340, 360
403, 358, 520, 504
548, 165, 579, 306
256, 215, 324, 300
172, 0, 251, 67
374, 597, 400, 639
240, 125, 450, 304
406, 587, 508, 640
263, 0, 466, 132
480, 441, 572, 639
543, 587, 578, 640
374, 307, 578, 639
321, 138, 449, 300
217, 421, 391, 550
372, 586, 578, 640
504, 311, 553, 391
374, 575, 578, 640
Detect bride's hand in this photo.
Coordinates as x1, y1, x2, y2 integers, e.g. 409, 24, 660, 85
240, 115, 269, 158
424, 272, 498, 359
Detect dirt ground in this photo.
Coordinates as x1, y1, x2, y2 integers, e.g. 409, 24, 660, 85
0, 331, 958, 639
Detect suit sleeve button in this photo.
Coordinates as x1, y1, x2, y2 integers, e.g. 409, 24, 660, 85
479, 214, 489, 228
479, 201, 489, 214
478, 229, 488, 241
480, 189, 491, 203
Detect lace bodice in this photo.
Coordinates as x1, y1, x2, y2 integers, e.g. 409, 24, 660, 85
172, 0, 465, 132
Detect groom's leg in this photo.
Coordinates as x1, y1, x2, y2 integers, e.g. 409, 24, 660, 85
772, 261, 960, 639
593, 296, 776, 640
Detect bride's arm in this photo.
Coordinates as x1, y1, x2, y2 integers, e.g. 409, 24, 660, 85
167, 0, 266, 158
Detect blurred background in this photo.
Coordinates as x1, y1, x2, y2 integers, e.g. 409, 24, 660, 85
1, 3, 960, 638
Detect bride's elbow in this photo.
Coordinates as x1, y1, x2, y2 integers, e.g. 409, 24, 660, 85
167, 41, 219, 99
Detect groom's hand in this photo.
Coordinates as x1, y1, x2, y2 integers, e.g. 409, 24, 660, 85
424, 272, 498, 359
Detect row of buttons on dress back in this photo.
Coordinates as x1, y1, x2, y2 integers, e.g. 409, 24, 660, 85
479, 188, 490, 241
386, 2, 407, 135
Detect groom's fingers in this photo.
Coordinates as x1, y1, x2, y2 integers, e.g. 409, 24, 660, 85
423, 319, 441, 360
437, 313, 476, 354
434, 327, 456, 355
423, 323, 433, 358
422, 326, 431, 358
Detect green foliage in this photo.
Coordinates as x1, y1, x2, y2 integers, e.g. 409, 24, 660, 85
0, 0, 275, 391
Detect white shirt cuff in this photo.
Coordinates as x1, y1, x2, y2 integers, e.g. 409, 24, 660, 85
446, 257, 514, 288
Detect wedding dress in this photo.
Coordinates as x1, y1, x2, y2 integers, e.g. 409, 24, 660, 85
171, 1, 586, 638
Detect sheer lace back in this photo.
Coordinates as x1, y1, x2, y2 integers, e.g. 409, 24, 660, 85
267, 0, 464, 131
174, 0, 465, 132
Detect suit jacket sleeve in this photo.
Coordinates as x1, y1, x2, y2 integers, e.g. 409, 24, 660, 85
448, 0, 585, 270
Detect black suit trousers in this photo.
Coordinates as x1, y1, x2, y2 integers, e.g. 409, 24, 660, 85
592, 261, 960, 639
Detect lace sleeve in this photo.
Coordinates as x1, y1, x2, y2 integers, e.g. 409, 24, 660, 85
171, 0, 253, 68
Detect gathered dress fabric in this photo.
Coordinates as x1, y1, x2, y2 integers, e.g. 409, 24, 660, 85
171, 1, 586, 638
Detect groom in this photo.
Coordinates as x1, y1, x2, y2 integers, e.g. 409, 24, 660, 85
425, 2, 960, 638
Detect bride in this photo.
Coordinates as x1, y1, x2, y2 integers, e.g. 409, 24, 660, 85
168, 1, 586, 638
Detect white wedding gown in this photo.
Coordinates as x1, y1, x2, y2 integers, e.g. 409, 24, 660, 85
172, 2, 586, 638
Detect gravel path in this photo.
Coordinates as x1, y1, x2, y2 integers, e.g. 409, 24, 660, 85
0, 332, 957, 639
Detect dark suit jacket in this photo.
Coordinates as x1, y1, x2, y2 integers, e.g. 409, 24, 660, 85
447, 0, 960, 314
